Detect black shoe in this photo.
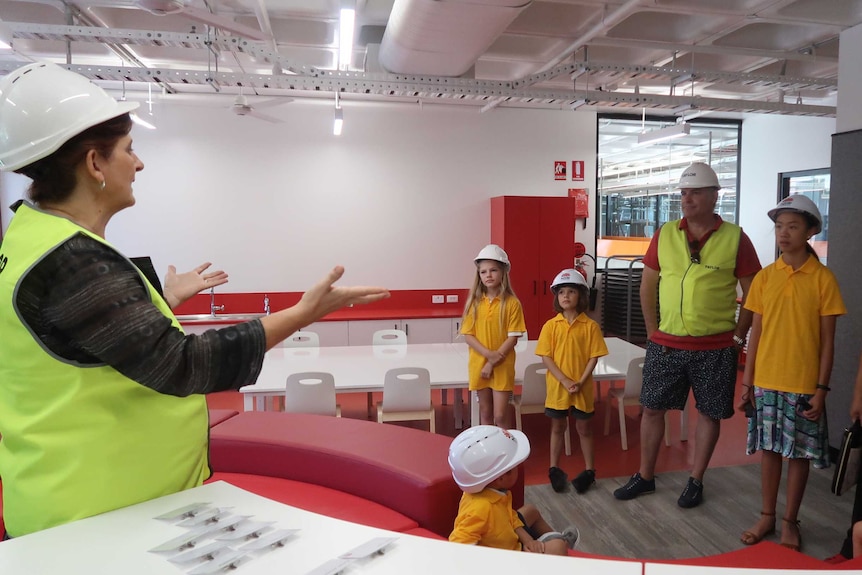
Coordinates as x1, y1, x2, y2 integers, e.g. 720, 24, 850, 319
571, 469, 596, 494
613, 472, 655, 500
678, 477, 704, 508
549, 466, 569, 493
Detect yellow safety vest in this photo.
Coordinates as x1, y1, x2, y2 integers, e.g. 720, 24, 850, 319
0, 202, 209, 537
657, 220, 741, 337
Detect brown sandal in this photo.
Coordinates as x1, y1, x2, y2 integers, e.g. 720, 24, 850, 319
780, 517, 802, 552
740, 511, 776, 545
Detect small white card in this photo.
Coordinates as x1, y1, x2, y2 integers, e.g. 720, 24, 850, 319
168, 541, 233, 564
304, 558, 351, 575
148, 523, 228, 553
338, 536, 397, 559
213, 520, 275, 541
238, 528, 299, 551
176, 508, 234, 527
153, 502, 211, 521
186, 550, 251, 575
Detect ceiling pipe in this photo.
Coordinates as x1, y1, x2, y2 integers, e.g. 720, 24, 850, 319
528, 0, 644, 80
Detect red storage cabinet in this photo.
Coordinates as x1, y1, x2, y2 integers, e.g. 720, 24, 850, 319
490, 196, 576, 338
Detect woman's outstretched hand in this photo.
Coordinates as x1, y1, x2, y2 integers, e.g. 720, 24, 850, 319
164, 262, 229, 309
295, 266, 389, 325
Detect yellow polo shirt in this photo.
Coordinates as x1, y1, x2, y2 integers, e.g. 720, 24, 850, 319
461, 296, 526, 392
449, 488, 524, 550
535, 313, 608, 412
744, 254, 845, 394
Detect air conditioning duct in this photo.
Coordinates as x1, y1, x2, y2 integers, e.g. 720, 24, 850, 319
378, 0, 531, 77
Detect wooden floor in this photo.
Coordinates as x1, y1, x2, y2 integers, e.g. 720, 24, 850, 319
525, 463, 850, 562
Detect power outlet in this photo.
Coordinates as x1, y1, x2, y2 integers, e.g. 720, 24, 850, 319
432, 295, 444, 304
446, 295, 459, 303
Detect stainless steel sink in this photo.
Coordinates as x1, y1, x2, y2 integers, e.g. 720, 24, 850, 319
175, 313, 266, 323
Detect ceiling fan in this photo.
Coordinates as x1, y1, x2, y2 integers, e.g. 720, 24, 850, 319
88, 0, 268, 41
230, 91, 293, 123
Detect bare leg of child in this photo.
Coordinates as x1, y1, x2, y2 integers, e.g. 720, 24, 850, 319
477, 388, 494, 426
781, 457, 809, 551
575, 418, 594, 470
740, 450, 780, 545
492, 389, 511, 428
549, 417, 567, 468
518, 504, 568, 556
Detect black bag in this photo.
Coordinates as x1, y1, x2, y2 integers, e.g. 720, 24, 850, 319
832, 419, 862, 496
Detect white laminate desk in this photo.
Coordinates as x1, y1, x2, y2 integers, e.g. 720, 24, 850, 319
241, 342, 471, 419
240, 338, 646, 428
0, 481, 642, 575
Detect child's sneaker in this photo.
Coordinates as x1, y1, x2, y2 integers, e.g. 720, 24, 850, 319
571, 469, 596, 493
549, 466, 568, 493
561, 525, 580, 549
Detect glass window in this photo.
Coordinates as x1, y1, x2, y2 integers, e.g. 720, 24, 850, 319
597, 116, 742, 259
779, 168, 830, 264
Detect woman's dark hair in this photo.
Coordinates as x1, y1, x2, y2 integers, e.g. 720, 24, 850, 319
17, 113, 133, 204
553, 284, 589, 315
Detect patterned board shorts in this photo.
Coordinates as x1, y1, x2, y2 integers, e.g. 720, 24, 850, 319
746, 387, 829, 467
641, 341, 739, 420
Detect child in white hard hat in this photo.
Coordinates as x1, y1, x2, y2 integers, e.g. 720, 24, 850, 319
536, 269, 608, 494
448, 425, 578, 554
738, 194, 845, 551
461, 244, 527, 428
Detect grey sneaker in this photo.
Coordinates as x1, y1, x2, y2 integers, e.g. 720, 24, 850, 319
549, 466, 568, 493
613, 472, 656, 500
678, 477, 704, 508
561, 525, 580, 549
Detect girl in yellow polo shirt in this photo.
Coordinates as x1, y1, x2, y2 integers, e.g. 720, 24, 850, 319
461, 245, 526, 428
536, 269, 608, 494
738, 195, 846, 552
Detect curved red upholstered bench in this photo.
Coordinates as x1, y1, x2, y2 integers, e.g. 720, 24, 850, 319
208, 409, 240, 427
207, 472, 419, 533
208, 411, 471, 538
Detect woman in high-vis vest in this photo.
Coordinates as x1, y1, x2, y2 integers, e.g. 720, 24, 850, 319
0, 63, 389, 538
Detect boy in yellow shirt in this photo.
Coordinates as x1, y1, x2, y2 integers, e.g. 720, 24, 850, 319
448, 425, 578, 554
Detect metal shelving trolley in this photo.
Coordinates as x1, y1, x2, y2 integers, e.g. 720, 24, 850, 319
600, 255, 649, 344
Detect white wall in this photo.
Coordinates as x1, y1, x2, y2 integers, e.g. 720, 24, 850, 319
0, 99, 597, 292
738, 114, 835, 266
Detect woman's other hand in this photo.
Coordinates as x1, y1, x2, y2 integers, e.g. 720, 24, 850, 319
164, 262, 229, 309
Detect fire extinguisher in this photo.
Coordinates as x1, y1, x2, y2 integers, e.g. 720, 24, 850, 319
575, 254, 599, 311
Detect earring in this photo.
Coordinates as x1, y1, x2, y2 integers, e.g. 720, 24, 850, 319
99, 180, 106, 191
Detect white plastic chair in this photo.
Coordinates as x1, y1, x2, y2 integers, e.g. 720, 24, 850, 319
377, 367, 435, 433
603, 357, 670, 451
372, 329, 407, 346
284, 372, 341, 417
512, 363, 571, 456
282, 330, 320, 348
514, 332, 528, 353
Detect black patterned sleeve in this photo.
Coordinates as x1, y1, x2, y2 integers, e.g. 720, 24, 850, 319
18, 233, 266, 396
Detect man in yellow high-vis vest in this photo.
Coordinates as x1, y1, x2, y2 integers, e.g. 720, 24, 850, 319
613, 162, 761, 509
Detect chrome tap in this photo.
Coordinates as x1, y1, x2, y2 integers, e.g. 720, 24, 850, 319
210, 287, 224, 317
263, 294, 271, 316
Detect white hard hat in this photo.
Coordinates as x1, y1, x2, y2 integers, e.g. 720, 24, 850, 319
677, 162, 720, 190
448, 425, 530, 493
767, 194, 822, 234
0, 62, 139, 172
474, 244, 510, 269
551, 268, 588, 291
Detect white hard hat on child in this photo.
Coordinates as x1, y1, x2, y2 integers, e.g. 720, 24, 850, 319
474, 244, 510, 270
0, 62, 138, 172
767, 194, 822, 235
551, 268, 588, 291
677, 162, 720, 190
448, 425, 530, 493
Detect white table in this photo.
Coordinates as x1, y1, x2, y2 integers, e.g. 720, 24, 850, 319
0, 481, 642, 575
240, 338, 646, 428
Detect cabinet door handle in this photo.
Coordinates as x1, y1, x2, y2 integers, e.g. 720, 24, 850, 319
533, 280, 537, 295
543, 280, 547, 295
404, 323, 409, 336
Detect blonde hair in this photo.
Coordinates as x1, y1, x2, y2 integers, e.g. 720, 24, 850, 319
462, 260, 518, 332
